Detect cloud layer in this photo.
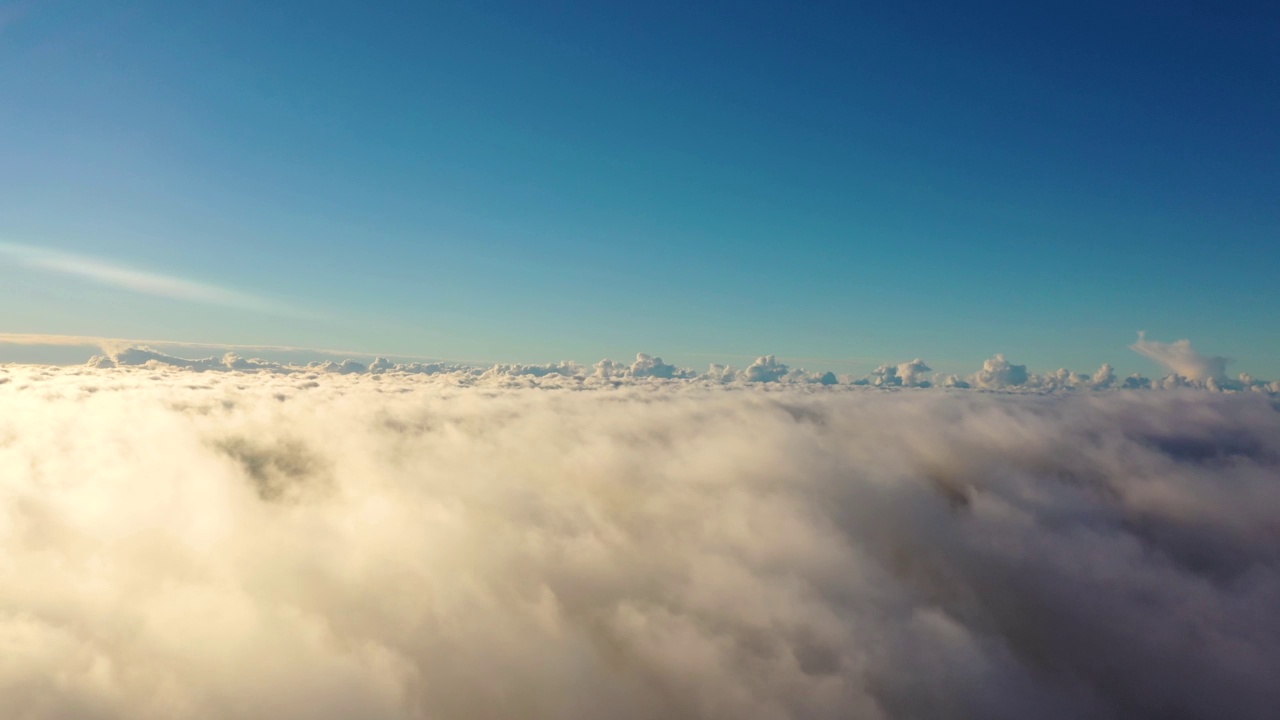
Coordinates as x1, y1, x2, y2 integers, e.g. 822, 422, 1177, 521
1, 365, 1277, 719
65, 339, 1280, 395
2, 332, 1276, 394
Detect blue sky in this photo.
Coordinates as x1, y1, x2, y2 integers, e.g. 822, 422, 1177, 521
2, 1, 1277, 376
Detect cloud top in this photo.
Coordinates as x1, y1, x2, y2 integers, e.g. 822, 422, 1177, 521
58, 341, 1275, 395
3, 332, 1276, 394
1130, 331, 1230, 383
0, 366, 1278, 719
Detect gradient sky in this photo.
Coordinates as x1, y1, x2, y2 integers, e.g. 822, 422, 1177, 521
2, 1, 1277, 376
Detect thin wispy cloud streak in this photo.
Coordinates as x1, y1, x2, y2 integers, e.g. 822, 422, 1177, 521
0, 243, 315, 318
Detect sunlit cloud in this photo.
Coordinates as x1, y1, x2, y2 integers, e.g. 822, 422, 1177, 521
0, 242, 316, 318
1130, 331, 1229, 384
0, 367, 1277, 718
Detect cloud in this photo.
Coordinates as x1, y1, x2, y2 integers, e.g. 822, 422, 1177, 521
1, 367, 1278, 719
52, 342, 1277, 396
6, 332, 1275, 395
741, 355, 789, 382
594, 354, 697, 381
1130, 332, 1229, 383
0, 333, 473, 370
0, 243, 312, 317
628, 353, 691, 379
870, 358, 933, 387
970, 354, 1030, 389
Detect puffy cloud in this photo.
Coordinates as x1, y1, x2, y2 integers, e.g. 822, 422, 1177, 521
594, 354, 696, 380
741, 355, 789, 383
51, 341, 1280, 395
483, 360, 586, 379
629, 353, 692, 379
307, 358, 369, 375
704, 363, 739, 382
1091, 362, 1116, 389
222, 353, 284, 372
1122, 373, 1153, 390
896, 358, 932, 387
88, 345, 286, 373
1, 367, 1278, 719
1130, 332, 1229, 384
969, 354, 1030, 389
1027, 364, 1118, 392
870, 359, 933, 388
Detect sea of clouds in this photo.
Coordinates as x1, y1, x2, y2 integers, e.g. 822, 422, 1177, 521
2, 357, 1278, 719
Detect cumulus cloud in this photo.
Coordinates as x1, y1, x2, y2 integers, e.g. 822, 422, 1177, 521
1092, 362, 1116, 389
1, 367, 1278, 719
594, 354, 696, 380
65, 342, 1279, 396
742, 354, 790, 383
628, 353, 691, 379
1131, 332, 1229, 384
969, 354, 1030, 389
870, 359, 932, 387
9, 330, 1273, 396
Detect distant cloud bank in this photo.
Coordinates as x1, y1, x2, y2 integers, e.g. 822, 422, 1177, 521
13, 334, 1265, 394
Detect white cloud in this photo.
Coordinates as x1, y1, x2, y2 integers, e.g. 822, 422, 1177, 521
870, 358, 933, 387
969, 354, 1030, 389
594, 354, 696, 380
742, 355, 789, 382
5, 332, 1274, 395
59, 342, 1278, 396
0, 367, 1277, 718
1092, 362, 1117, 389
1130, 332, 1229, 384
0, 243, 312, 317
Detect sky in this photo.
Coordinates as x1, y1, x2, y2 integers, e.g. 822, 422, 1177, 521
1, 0, 1277, 377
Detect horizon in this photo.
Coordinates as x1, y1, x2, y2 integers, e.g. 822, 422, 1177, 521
0, 329, 1267, 391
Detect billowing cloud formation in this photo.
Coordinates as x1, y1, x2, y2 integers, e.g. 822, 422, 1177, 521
969, 354, 1029, 389
742, 354, 790, 383
4, 332, 1278, 393
595, 354, 697, 380
72, 340, 1280, 395
1131, 332, 1229, 383
1, 365, 1278, 719
870, 358, 932, 387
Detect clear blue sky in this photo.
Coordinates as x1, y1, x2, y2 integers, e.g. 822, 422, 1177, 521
2, 1, 1277, 376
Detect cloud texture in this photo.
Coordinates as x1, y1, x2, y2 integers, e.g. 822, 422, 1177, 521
1131, 332, 1230, 384
1, 364, 1278, 719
